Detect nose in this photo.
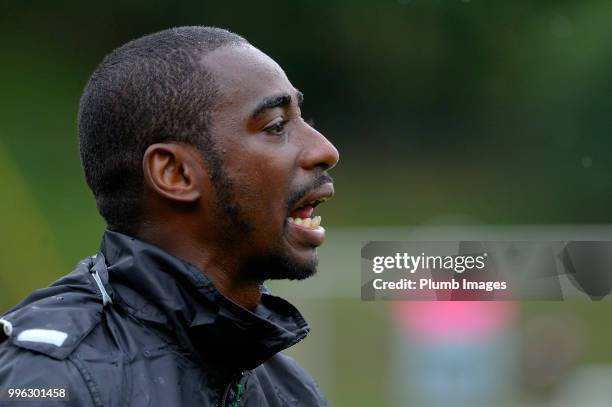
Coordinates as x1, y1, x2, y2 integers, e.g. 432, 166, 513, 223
299, 124, 340, 172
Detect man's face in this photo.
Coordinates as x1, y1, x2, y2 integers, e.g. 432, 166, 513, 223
200, 44, 339, 280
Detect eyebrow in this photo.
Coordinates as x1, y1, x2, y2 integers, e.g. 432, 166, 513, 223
251, 90, 304, 119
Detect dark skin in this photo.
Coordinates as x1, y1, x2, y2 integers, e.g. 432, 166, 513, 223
137, 44, 339, 310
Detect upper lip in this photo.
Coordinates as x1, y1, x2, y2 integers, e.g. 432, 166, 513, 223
290, 183, 335, 213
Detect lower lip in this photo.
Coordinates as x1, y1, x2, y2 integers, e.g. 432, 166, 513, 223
287, 221, 326, 247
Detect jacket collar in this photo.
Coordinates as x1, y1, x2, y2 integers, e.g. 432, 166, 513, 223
100, 230, 310, 371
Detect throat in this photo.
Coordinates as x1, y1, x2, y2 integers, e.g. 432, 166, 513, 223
206, 271, 264, 311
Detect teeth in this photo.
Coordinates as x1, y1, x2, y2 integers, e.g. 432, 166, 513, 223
312, 216, 321, 227
287, 215, 322, 229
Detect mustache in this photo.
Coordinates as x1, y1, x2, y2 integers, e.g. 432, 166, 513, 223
286, 173, 334, 213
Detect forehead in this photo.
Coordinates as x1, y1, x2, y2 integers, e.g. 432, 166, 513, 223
201, 44, 295, 112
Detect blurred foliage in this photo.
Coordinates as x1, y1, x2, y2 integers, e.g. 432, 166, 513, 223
2, 1, 612, 405
3, 1, 612, 242
0, 143, 64, 311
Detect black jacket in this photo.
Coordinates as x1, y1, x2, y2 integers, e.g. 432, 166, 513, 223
0, 231, 328, 406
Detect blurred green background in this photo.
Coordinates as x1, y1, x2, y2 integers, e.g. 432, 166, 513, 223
2, 1, 612, 405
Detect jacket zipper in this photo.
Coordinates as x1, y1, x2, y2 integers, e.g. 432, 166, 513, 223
218, 371, 245, 407
218, 334, 307, 405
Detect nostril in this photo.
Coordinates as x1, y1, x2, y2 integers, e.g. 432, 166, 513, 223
315, 141, 339, 171
322, 143, 339, 171
300, 125, 340, 171
316, 162, 331, 172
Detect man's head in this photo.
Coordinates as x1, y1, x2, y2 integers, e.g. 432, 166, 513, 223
79, 27, 339, 282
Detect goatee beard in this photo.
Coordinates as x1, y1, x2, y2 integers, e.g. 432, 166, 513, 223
244, 251, 319, 281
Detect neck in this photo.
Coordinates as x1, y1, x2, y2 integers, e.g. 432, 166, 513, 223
135, 223, 262, 310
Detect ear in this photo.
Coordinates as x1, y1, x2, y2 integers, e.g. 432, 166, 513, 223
142, 143, 203, 203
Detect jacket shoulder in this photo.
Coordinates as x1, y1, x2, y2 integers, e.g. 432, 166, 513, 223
0, 343, 96, 406
0, 255, 107, 361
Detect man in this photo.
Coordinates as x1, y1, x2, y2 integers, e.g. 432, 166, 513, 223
0, 26, 338, 406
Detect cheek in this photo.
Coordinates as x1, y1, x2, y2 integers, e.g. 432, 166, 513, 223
219, 135, 299, 223
248, 167, 289, 221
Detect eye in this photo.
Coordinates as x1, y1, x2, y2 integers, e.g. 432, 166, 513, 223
264, 120, 288, 136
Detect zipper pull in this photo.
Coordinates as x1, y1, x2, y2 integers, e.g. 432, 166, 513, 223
233, 383, 243, 407
232, 371, 245, 407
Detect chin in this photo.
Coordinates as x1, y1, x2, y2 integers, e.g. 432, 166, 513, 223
246, 250, 319, 281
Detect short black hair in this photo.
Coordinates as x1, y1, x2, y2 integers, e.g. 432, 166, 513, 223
78, 26, 246, 234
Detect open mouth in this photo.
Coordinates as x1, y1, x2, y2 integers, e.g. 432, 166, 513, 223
284, 183, 334, 248
287, 197, 327, 229
286, 183, 334, 231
